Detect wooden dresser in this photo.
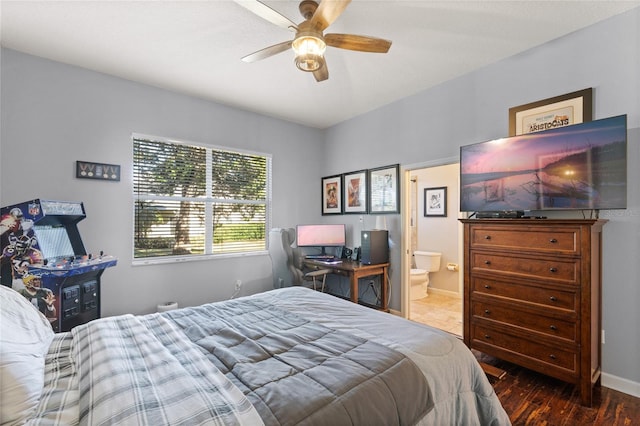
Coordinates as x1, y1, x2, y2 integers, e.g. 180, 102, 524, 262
460, 218, 606, 406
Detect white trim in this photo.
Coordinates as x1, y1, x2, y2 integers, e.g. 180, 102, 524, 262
400, 156, 461, 320
601, 372, 640, 398
132, 250, 268, 266
427, 287, 461, 298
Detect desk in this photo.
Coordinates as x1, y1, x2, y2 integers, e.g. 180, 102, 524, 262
303, 259, 390, 311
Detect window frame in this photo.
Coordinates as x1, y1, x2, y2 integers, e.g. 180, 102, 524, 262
132, 133, 271, 266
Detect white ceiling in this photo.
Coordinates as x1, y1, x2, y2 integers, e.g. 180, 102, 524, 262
2, 1, 639, 129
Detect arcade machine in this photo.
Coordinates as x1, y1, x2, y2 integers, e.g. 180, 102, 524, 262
1, 199, 117, 332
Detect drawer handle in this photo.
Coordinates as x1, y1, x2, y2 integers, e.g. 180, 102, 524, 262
484, 334, 491, 339
549, 238, 558, 243
549, 296, 558, 302
484, 284, 491, 289
549, 354, 557, 360
549, 267, 558, 273
484, 260, 491, 265
484, 309, 491, 315
484, 235, 491, 240
549, 325, 557, 331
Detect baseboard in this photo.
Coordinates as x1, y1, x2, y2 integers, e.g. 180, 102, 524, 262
602, 372, 640, 398
427, 287, 461, 298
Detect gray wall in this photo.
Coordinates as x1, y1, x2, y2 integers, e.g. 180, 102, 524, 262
1, 7, 638, 391
0, 48, 326, 316
325, 9, 640, 388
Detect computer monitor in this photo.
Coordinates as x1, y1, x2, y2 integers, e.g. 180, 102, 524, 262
296, 224, 346, 255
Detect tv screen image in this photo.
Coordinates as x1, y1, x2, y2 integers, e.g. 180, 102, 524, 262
296, 224, 346, 251
460, 115, 627, 212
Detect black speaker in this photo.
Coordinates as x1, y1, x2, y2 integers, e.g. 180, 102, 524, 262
360, 230, 389, 265
352, 247, 360, 261
341, 246, 353, 259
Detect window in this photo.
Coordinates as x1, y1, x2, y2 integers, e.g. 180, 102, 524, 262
133, 134, 271, 262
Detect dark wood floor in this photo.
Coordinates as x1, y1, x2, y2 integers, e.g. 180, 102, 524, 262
474, 351, 640, 425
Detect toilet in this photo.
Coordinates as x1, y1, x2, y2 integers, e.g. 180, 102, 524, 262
410, 251, 442, 300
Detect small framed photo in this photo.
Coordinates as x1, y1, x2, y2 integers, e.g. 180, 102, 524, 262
343, 170, 368, 214
424, 187, 447, 217
321, 174, 342, 215
76, 160, 121, 181
508, 88, 592, 136
368, 164, 399, 214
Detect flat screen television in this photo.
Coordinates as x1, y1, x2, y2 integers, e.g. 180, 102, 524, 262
460, 114, 627, 213
296, 224, 346, 255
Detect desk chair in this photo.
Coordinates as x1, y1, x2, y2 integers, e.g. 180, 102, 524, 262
304, 269, 329, 292
268, 228, 330, 291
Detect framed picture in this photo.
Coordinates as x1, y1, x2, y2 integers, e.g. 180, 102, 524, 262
76, 160, 121, 181
343, 170, 368, 214
368, 164, 399, 214
508, 88, 592, 136
424, 187, 447, 217
321, 174, 342, 215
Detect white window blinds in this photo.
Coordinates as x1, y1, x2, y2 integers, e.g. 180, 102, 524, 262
133, 135, 271, 261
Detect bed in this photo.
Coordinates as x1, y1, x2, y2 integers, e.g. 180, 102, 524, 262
1, 284, 510, 425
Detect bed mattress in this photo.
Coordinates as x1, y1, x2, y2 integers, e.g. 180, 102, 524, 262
25, 287, 510, 425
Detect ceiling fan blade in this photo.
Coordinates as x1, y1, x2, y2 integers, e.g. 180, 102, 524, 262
313, 62, 329, 82
310, 0, 351, 31
241, 40, 293, 63
325, 33, 391, 53
234, 0, 297, 32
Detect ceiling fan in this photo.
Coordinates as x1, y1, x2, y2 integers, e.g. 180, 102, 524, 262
235, 0, 392, 82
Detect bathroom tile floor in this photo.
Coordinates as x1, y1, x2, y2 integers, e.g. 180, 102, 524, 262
410, 292, 462, 337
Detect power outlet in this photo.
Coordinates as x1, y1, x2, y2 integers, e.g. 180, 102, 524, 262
235, 279, 242, 291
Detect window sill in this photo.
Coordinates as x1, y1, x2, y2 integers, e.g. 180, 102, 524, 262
132, 250, 268, 266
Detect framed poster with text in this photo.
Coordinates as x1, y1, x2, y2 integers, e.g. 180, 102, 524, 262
509, 88, 592, 136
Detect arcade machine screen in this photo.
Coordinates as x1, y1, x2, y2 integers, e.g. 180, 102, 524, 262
32, 225, 75, 259
1, 199, 117, 332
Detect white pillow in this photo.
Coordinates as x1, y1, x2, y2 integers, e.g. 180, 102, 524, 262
1, 284, 54, 426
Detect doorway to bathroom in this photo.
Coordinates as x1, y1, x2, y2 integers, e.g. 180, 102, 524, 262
402, 161, 463, 337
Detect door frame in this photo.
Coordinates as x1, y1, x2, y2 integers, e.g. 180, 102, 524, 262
400, 157, 463, 319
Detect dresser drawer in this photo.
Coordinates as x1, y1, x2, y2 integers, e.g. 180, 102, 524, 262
471, 252, 579, 285
472, 301, 577, 341
462, 219, 605, 406
471, 323, 577, 373
472, 278, 578, 312
469, 225, 580, 254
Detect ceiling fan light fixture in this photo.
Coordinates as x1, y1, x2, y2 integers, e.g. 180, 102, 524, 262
294, 53, 325, 72
292, 33, 326, 72
238, 0, 392, 81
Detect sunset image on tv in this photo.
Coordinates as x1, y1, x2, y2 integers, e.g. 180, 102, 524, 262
460, 115, 627, 212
